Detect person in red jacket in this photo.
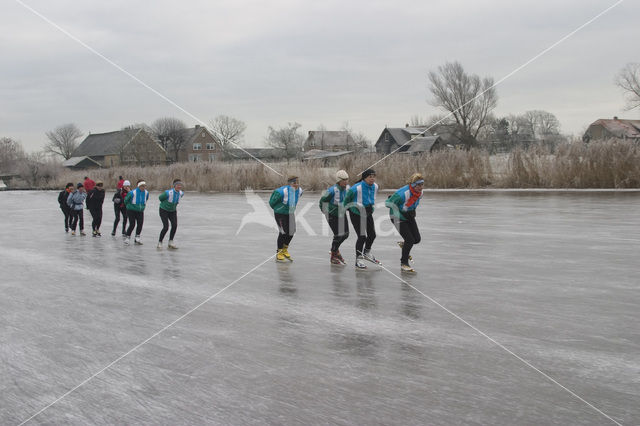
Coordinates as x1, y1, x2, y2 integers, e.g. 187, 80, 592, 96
83, 176, 96, 192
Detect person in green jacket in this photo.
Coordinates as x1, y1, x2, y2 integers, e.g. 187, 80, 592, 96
157, 179, 184, 249
319, 170, 350, 265
385, 173, 424, 273
269, 175, 303, 262
124, 180, 149, 245
344, 169, 380, 269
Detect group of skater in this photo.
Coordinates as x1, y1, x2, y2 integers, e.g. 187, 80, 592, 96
269, 168, 423, 273
57, 169, 423, 272
57, 175, 184, 249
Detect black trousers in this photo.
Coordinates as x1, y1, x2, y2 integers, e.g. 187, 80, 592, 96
275, 213, 295, 250
89, 207, 102, 231
70, 209, 84, 231
60, 207, 71, 231
392, 216, 421, 265
326, 214, 349, 252
349, 209, 375, 257
126, 210, 144, 237
113, 205, 127, 234
159, 208, 178, 242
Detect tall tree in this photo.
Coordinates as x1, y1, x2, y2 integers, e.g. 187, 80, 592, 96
522, 110, 561, 140
209, 115, 247, 159
0, 137, 25, 173
265, 122, 304, 163
428, 61, 498, 149
44, 123, 83, 160
340, 122, 370, 152
151, 117, 187, 162
616, 63, 640, 111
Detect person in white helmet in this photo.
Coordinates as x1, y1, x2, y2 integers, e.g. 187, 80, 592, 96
318, 170, 350, 265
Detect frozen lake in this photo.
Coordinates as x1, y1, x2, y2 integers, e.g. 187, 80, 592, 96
1, 190, 639, 425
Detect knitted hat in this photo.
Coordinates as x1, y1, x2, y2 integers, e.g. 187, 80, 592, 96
287, 175, 298, 184
123, 180, 131, 187
77, 183, 84, 188
335, 170, 349, 182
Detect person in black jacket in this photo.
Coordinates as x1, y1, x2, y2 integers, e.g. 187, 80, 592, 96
58, 182, 74, 232
86, 181, 106, 236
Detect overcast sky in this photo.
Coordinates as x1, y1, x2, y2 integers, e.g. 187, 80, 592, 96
1, 0, 638, 152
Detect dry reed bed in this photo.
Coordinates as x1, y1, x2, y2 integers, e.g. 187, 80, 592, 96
53, 140, 640, 191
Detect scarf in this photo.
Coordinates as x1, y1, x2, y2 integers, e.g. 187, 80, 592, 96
405, 184, 422, 208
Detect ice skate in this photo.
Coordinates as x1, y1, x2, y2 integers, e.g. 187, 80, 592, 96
134, 235, 143, 245
330, 251, 344, 265
276, 249, 287, 262
157, 242, 163, 249
401, 263, 416, 274
363, 249, 381, 265
355, 256, 368, 270
124, 236, 130, 245
167, 240, 178, 249
282, 245, 292, 261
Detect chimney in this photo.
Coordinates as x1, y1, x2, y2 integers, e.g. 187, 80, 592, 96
613, 116, 618, 120
195, 124, 200, 129
405, 123, 409, 128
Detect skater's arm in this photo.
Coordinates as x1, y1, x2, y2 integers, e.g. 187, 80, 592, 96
269, 190, 282, 209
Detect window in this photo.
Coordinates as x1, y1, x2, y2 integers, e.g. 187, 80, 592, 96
189, 154, 202, 162
206, 143, 216, 150
201, 132, 206, 138
193, 143, 202, 150
208, 153, 216, 162
384, 133, 389, 142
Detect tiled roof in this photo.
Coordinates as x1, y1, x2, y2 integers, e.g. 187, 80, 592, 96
72, 129, 141, 157
591, 119, 640, 138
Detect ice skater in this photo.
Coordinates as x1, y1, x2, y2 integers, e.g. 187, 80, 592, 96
67, 183, 87, 236
58, 182, 74, 233
124, 180, 149, 245
269, 175, 303, 262
319, 170, 350, 265
86, 181, 105, 236
344, 169, 380, 269
112, 180, 130, 236
157, 179, 184, 249
386, 173, 424, 273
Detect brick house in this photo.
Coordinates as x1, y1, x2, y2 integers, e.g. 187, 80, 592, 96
179, 125, 222, 162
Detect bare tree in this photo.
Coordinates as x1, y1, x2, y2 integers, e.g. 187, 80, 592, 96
428, 61, 498, 149
151, 117, 187, 162
615, 63, 640, 111
44, 123, 83, 160
522, 110, 561, 140
209, 115, 247, 159
265, 122, 304, 163
340, 122, 370, 152
0, 137, 25, 173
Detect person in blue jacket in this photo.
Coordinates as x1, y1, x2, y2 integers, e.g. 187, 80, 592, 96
124, 180, 149, 245
344, 169, 380, 269
269, 175, 302, 262
67, 183, 87, 236
157, 179, 184, 249
319, 170, 350, 265
385, 173, 424, 273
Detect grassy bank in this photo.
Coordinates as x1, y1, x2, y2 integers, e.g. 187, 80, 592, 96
49, 140, 640, 191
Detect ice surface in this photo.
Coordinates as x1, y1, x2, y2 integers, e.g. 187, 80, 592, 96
1, 190, 639, 425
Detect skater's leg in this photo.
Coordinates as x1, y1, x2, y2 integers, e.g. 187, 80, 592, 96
168, 211, 178, 241
135, 211, 144, 236
126, 210, 136, 236
159, 208, 170, 242
349, 210, 366, 256
364, 212, 376, 252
